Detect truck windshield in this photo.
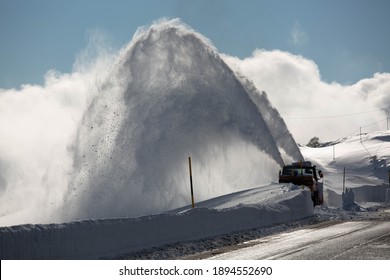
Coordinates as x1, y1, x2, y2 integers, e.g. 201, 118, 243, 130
282, 167, 313, 176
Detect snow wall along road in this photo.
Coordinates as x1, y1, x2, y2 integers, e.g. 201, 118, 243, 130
0, 19, 302, 226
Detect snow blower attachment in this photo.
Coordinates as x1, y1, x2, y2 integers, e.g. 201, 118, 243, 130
279, 161, 324, 206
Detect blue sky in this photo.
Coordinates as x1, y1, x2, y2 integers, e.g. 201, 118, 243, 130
1, 0, 389, 88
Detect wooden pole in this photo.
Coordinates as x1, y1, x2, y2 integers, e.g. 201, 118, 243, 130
188, 157, 195, 208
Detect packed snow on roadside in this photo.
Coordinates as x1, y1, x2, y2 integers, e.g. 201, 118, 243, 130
0, 183, 314, 259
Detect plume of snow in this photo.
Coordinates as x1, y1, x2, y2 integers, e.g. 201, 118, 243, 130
0, 19, 302, 226
61, 19, 301, 222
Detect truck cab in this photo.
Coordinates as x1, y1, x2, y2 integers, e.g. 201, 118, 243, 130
279, 161, 324, 206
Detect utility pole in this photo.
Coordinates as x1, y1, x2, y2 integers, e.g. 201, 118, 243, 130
333, 145, 335, 162
343, 167, 346, 194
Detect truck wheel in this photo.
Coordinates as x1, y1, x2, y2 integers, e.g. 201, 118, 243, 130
312, 190, 319, 206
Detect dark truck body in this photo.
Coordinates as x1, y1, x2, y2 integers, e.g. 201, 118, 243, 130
279, 161, 324, 206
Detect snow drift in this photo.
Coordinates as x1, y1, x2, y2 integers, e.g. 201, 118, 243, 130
60, 19, 302, 222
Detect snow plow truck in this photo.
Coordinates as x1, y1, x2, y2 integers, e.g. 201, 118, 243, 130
279, 161, 324, 206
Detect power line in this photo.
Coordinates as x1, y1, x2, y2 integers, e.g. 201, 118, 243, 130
285, 107, 390, 120
342, 118, 388, 139
361, 118, 388, 128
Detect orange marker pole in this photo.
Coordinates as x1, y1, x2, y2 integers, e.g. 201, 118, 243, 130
188, 157, 195, 208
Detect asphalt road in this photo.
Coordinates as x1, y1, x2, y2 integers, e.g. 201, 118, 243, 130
207, 209, 390, 260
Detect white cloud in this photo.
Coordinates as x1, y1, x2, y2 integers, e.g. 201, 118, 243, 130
0, 72, 92, 224
290, 21, 308, 46
0, 36, 112, 224
222, 50, 390, 144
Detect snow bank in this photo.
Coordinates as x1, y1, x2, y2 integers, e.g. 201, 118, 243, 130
0, 185, 313, 259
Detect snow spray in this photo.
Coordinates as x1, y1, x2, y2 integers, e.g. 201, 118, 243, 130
0, 19, 302, 226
